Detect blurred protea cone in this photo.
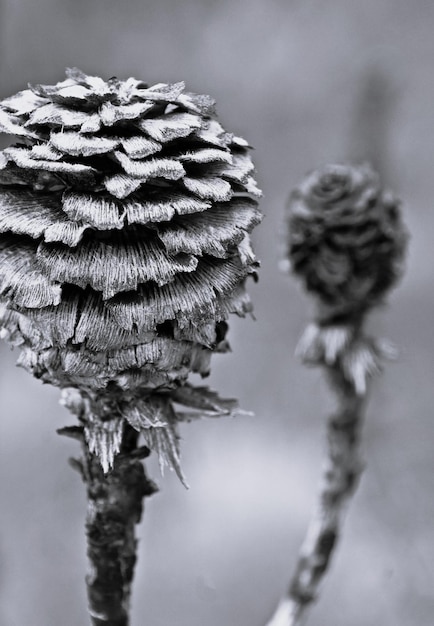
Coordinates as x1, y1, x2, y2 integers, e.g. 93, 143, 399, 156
286, 163, 407, 324
285, 163, 407, 393
0, 68, 262, 478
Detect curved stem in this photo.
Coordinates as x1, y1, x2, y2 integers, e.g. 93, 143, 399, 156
81, 425, 156, 626
266, 359, 367, 626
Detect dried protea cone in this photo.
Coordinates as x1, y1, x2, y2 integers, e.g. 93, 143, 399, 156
0, 68, 262, 478
284, 162, 407, 392
286, 163, 406, 325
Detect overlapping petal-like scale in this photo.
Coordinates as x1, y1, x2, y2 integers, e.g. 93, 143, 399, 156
50, 131, 121, 156
172, 319, 222, 347
103, 173, 142, 199
0, 237, 61, 307
176, 92, 216, 116
106, 258, 252, 331
26, 104, 102, 135
3, 146, 96, 175
233, 235, 255, 265
155, 199, 262, 257
124, 192, 210, 224
99, 100, 156, 126
1, 89, 47, 115
138, 112, 202, 142
137, 81, 186, 103
0, 190, 89, 245
37, 234, 199, 298
176, 148, 233, 165
192, 119, 232, 148
58, 351, 197, 390
23, 294, 81, 346
72, 292, 155, 351
0, 190, 60, 236
112, 338, 211, 376
59, 338, 211, 384
182, 176, 233, 201
243, 176, 262, 198
120, 136, 162, 159
26, 103, 91, 128
43, 221, 90, 246
18, 291, 115, 351
62, 191, 124, 230
0, 300, 49, 349
30, 144, 63, 161
0, 109, 39, 138
32, 81, 103, 107
79, 113, 102, 134
65, 68, 111, 94
114, 152, 185, 180
215, 151, 256, 184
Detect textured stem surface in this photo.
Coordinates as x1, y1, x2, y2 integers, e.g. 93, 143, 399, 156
80, 425, 156, 626
266, 364, 366, 626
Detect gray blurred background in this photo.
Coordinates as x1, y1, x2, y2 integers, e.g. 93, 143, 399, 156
0, 1, 433, 625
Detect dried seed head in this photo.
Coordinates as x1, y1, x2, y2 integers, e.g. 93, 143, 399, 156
0, 69, 262, 475
286, 163, 407, 323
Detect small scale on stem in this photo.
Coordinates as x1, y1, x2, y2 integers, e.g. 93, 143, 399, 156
266, 163, 407, 626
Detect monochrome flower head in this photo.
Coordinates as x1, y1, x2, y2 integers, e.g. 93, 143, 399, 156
286, 163, 407, 323
0, 68, 262, 478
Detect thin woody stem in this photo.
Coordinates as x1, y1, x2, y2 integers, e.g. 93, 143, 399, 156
265, 349, 367, 626
79, 424, 157, 626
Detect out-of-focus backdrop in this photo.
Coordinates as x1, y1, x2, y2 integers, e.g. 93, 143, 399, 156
1, 1, 433, 625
